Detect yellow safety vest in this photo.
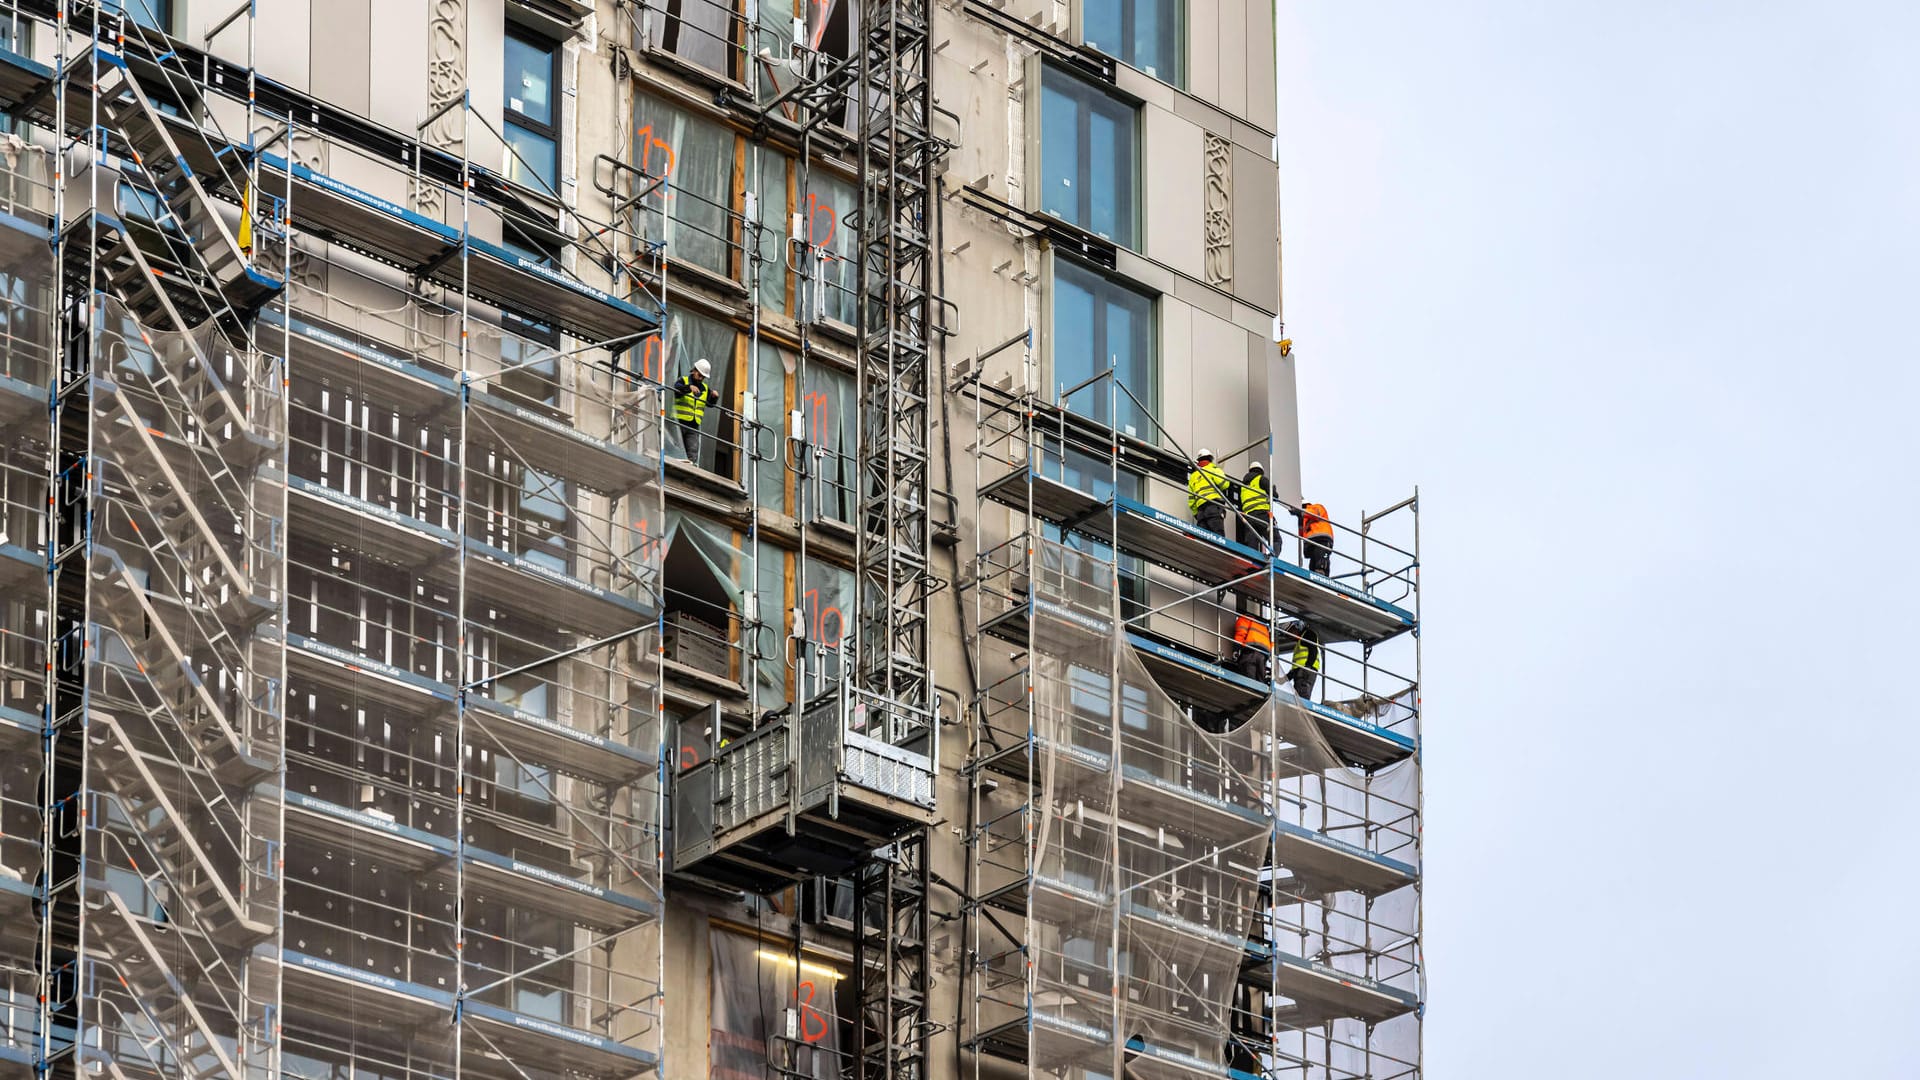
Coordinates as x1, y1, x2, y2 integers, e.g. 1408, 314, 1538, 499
1241, 471, 1271, 514
1187, 462, 1230, 513
672, 378, 716, 425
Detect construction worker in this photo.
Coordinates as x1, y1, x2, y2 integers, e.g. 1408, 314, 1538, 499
1187, 448, 1231, 537
671, 358, 717, 465
1294, 499, 1334, 576
1282, 620, 1322, 701
1239, 461, 1273, 553
1229, 614, 1272, 683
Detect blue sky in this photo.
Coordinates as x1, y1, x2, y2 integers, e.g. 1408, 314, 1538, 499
1275, 3, 1920, 1075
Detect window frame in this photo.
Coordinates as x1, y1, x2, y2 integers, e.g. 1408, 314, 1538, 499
1080, 0, 1185, 88
1037, 62, 1140, 248
1049, 257, 1158, 439
503, 27, 561, 196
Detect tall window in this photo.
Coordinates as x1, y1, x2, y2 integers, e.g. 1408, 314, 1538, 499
1046, 445, 1149, 619
635, 95, 738, 277
1082, 0, 1183, 86
503, 30, 559, 194
802, 362, 856, 524
0, 19, 27, 137
498, 228, 562, 407
1052, 260, 1154, 439
1039, 65, 1138, 247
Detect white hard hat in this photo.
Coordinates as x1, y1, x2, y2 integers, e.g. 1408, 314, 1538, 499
693, 358, 712, 378
1197, 448, 1214, 460
1248, 461, 1264, 471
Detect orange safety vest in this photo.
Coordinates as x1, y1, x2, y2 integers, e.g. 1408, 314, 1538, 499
1232, 617, 1272, 650
1299, 502, 1333, 540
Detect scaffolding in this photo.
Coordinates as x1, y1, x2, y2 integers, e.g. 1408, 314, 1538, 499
1, 3, 668, 1078
963, 351, 1424, 1080
0, 3, 1393, 1080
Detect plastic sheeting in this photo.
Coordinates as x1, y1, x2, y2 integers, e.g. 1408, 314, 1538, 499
710, 928, 842, 1080
1018, 536, 1274, 1078
972, 521, 1424, 1079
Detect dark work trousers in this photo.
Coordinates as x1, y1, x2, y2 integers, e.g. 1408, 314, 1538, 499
1241, 513, 1273, 553
1303, 533, 1333, 576
1196, 501, 1226, 537
1232, 646, 1270, 684
1290, 666, 1318, 701
678, 420, 703, 466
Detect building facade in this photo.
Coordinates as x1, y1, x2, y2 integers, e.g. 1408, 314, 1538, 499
0, 2, 1421, 1080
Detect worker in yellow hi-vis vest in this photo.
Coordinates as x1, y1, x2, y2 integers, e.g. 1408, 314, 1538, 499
1187, 448, 1231, 536
671, 358, 717, 466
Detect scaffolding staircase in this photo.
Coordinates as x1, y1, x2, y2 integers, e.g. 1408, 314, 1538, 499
29, 14, 287, 1079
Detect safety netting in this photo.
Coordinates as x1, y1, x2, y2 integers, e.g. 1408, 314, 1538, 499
1014, 534, 1276, 1078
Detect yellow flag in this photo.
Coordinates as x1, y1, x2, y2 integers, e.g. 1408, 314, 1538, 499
237, 182, 253, 255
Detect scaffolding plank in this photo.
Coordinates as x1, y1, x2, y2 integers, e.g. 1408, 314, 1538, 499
1278, 690, 1417, 769
1117, 761, 1269, 837
465, 694, 655, 787
457, 536, 655, 638
1085, 495, 1260, 587
242, 148, 656, 345
283, 791, 453, 871
267, 308, 461, 417
286, 631, 458, 719
1270, 819, 1418, 899
1242, 942, 1419, 1025
1128, 632, 1269, 714
1252, 560, 1417, 646
287, 475, 457, 568
462, 1000, 659, 1078
274, 948, 453, 1023
466, 382, 659, 496
978, 461, 1107, 524
462, 847, 657, 933
1126, 1035, 1265, 1080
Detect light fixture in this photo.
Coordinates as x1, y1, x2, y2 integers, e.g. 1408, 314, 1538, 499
755, 949, 846, 981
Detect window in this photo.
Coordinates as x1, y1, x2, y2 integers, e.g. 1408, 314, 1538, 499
498, 228, 562, 406
104, 0, 169, 33
1047, 444, 1150, 618
1039, 65, 1137, 246
635, 95, 738, 277
639, 0, 738, 78
1082, 0, 1183, 86
801, 362, 856, 524
800, 172, 859, 324
798, 557, 852, 698
1053, 260, 1154, 438
0, 19, 27, 135
753, 151, 791, 313
753, 343, 792, 511
503, 30, 559, 194
658, 308, 740, 474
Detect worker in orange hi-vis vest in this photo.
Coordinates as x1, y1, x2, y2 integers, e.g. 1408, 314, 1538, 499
1229, 614, 1273, 683
1293, 500, 1334, 576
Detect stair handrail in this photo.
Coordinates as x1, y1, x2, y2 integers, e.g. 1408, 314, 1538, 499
91, 210, 262, 441
90, 538, 259, 768
86, 704, 266, 934
94, 374, 259, 599
92, 657, 256, 876
89, 889, 245, 1079
92, 824, 247, 1021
